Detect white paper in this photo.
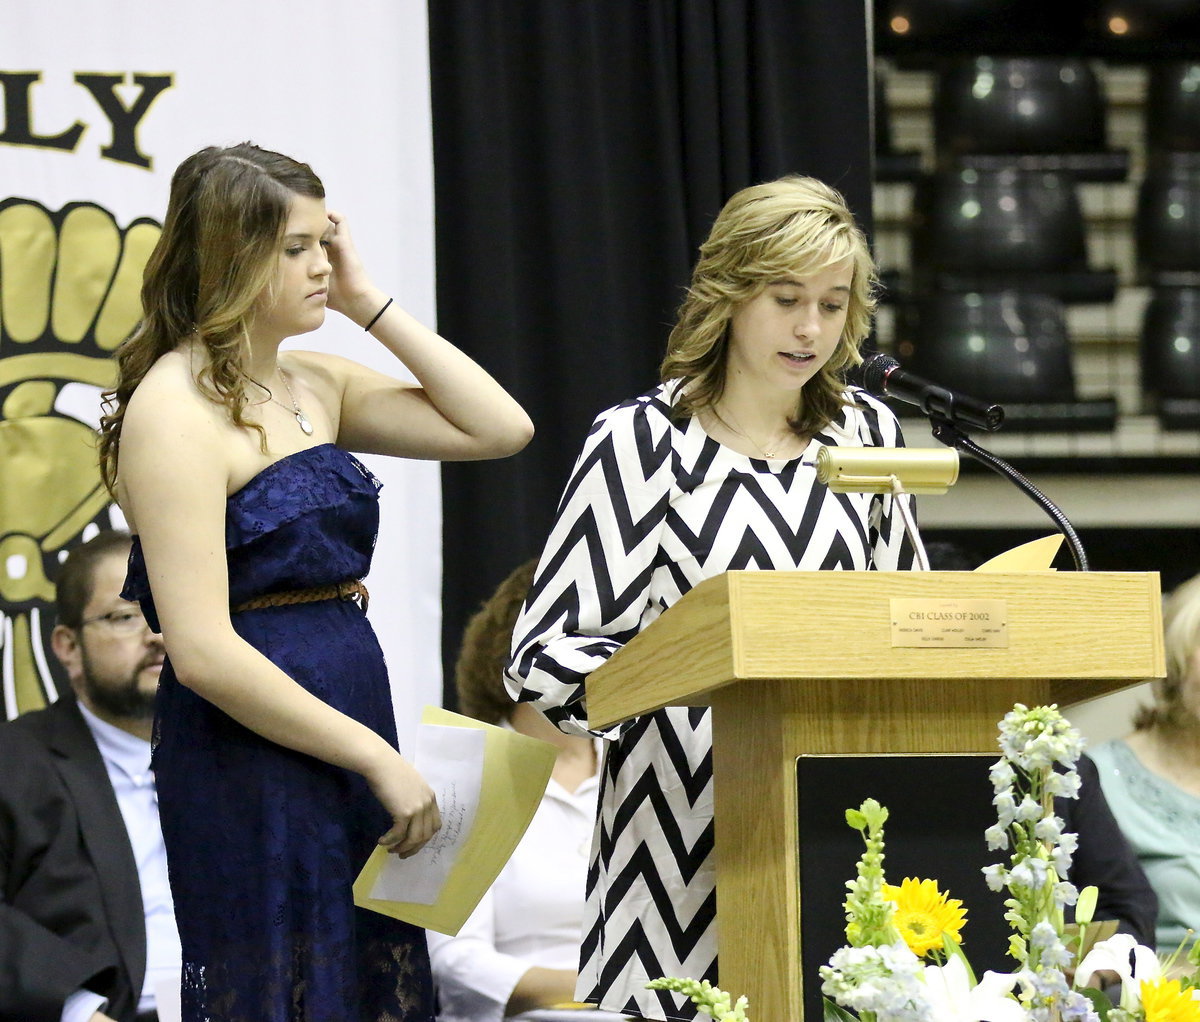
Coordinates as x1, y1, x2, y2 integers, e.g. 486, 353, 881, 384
368, 723, 486, 905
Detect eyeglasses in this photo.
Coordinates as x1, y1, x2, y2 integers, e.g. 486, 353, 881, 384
79, 607, 154, 635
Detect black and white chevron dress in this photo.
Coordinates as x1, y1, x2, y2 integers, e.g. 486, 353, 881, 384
506, 380, 919, 1021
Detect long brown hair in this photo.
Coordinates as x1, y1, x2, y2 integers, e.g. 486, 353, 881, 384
660, 176, 878, 438
98, 142, 325, 495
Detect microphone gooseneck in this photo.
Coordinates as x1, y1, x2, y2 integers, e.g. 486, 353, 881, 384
931, 422, 1090, 572
854, 353, 1089, 572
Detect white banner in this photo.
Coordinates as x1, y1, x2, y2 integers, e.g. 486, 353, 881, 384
0, 0, 441, 751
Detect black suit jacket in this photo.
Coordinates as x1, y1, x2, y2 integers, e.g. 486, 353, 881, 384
0, 697, 146, 1022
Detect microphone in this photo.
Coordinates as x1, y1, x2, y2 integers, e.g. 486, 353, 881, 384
855, 353, 1005, 432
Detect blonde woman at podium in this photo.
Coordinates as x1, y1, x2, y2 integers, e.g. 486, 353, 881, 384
507, 177, 921, 1021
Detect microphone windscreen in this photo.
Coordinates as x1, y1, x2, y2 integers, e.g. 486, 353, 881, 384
857, 352, 899, 396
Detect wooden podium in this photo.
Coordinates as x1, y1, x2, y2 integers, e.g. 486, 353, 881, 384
585, 570, 1165, 1022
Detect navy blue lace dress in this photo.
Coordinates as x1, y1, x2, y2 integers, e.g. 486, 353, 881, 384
122, 443, 435, 1022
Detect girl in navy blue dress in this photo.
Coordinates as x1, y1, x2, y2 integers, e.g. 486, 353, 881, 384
98, 143, 533, 1022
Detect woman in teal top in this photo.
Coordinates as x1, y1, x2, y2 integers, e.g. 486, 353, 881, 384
1091, 571, 1200, 952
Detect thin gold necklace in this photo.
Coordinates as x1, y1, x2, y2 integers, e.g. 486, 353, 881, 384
721, 407, 792, 459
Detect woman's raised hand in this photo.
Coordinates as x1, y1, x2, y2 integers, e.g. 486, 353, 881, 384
311, 206, 533, 462
324, 210, 382, 323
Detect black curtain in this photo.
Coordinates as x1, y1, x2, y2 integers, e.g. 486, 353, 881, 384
430, 1, 874, 699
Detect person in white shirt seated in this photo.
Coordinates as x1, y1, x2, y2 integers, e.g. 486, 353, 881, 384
428, 560, 617, 1022
0, 529, 181, 1022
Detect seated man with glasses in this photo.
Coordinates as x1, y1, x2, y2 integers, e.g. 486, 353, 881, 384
0, 529, 180, 1022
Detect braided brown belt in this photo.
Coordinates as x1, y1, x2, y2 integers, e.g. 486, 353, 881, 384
232, 579, 369, 614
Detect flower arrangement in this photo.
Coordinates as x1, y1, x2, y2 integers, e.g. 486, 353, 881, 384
650, 703, 1200, 1022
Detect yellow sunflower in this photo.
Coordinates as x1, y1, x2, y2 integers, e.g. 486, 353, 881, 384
1141, 978, 1200, 1022
881, 877, 967, 957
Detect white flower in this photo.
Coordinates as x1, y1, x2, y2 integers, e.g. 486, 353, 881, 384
982, 863, 1008, 892
922, 957, 1026, 1022
993, 790, 1018, 828
1075, 933, 1160, 1012
998, 704, 1085, 773
1016, 968, 1100, 1022
1060, 990, 1102, 1022
985, 823, 1009, 851
1051, 831, 1079, 875
1010, 856, 1049, 892
1028, 921, 1072, 971
1044, 770, 1081, 799
1030, 921, 1059, 949
821, 942, 934, 1022
1015, 796, 1043, 822
1051, 880, 1078, 909
1034, 816, 1064, 843
989, 758, 1016, 792
1023, 734, 1066, 770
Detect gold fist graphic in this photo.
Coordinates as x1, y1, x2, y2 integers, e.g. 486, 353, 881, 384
0, 197, 160, 717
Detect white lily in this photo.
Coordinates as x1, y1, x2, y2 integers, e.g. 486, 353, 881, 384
1075, 932, 1160, 1012
923, 956, 1026, 1022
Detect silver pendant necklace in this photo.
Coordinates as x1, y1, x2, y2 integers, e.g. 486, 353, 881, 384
275, 367, 314, 436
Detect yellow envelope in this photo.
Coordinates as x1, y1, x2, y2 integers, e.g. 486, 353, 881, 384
353, 706, 557, 935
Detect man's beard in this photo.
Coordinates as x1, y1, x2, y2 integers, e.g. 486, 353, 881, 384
78, 648, 158, 721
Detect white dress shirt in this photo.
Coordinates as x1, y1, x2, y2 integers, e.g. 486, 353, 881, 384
428, 745, 623, 1022
69, 704, 182, 1021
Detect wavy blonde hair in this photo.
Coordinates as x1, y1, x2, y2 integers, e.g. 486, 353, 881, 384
98, 143, 325, 495
660, 176, 878, 437
1135, 572, 1200, 732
